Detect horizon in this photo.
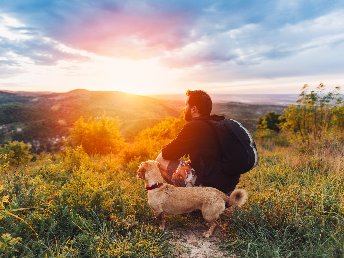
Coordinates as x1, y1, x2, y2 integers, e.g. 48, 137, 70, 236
1, 1, 344, 94
0, 88, 300, 105
0, 88, 299, 95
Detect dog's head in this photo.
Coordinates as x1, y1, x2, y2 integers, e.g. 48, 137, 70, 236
136, 160, 160, 180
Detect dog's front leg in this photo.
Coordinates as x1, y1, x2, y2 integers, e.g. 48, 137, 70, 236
203, 221, 217, 238
157, 212, 165, 230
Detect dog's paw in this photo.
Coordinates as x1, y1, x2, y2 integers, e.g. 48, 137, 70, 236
202, 231, 211, 238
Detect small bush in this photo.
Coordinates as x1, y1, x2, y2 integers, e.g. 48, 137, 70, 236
0, 233, 22, 258
60, 145, 90, 172
120, 116, 185, 163
68, 116, 125, 155
257, 111, 284, 132
0, 141, 33, 166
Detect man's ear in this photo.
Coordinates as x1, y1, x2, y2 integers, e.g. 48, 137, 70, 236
191, 106, 198, 113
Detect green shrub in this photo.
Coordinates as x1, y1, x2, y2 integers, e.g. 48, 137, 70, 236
0, 233, 22, 258
257, 112, 284, 132
0, 141, 33, 166
60, 145, 90, 172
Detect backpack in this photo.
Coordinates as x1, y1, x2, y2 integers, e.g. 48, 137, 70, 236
201, 118, 258, 175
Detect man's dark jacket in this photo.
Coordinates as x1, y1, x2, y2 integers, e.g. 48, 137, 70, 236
161, 115, 240, 194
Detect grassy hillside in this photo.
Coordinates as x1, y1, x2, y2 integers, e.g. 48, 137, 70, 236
0, 118, 342, 257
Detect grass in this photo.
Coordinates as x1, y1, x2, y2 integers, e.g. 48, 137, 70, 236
0, 149, 172, 257
222, 143, 344, 258
0, 126, 343, 257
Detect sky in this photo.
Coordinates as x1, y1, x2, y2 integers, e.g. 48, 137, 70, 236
0, 0, 344, 95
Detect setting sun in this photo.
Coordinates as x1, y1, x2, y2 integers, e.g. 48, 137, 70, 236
86, 57, 180, 95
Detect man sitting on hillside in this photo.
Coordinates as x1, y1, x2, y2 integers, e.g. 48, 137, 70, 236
156, 90, 257, 194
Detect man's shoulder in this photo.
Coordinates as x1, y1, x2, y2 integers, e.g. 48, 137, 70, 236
182, 115, 226, 133
188, 115, 226, 126
185, 118, 208, 128
177, 119, 209, 137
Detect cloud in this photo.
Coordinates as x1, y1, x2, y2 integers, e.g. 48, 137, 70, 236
160, 9, 344, 73
1, 1, 201, 58
0, 66, 23, 79
2, 0, 344, 60
161, 23, 263, 68
0, 0, 343, 93
0, 13, 89, 72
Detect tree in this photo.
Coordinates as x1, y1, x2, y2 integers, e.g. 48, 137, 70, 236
280, 84, 343, 143
68, 116, 125, 155
257, 112, 284, 132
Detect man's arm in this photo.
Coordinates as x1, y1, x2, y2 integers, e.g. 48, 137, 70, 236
155, 152, 170, 172
156, 122, 196, 170
160, 122, 196, 160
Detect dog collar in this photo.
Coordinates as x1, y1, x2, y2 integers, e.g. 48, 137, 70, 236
146, 182, 163, 191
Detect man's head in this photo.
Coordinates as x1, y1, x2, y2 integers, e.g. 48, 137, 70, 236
184, 90, 212, 121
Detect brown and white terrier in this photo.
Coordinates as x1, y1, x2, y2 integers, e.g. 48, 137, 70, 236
137, 160, 248, 237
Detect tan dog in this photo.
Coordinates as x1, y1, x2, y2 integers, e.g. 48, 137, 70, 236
137, 160, 248, 237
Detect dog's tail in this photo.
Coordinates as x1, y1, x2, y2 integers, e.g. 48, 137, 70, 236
226, 189, 248, 207
225, 189, 248, 213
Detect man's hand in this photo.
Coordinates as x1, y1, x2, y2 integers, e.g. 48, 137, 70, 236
171, 165, 189, 186
156, 152, 170, 172
156, 152, 173, 183
171, 172, 186, 186
172, 170, 187, 181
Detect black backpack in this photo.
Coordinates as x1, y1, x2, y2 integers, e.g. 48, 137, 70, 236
202, 118, 258, 175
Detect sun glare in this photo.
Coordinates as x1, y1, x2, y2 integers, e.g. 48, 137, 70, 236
84, 57, 179, 95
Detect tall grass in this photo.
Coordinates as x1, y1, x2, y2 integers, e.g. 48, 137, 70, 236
223, 142, 344, 258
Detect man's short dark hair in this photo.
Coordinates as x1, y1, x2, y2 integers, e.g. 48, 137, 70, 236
186, 90, 212, 116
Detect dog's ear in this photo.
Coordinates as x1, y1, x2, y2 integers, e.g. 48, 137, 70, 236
136, 162, 147, 179
138, 162, 147, 172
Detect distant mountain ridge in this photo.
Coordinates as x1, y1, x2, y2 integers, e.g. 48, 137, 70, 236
152, 93, 298, 105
